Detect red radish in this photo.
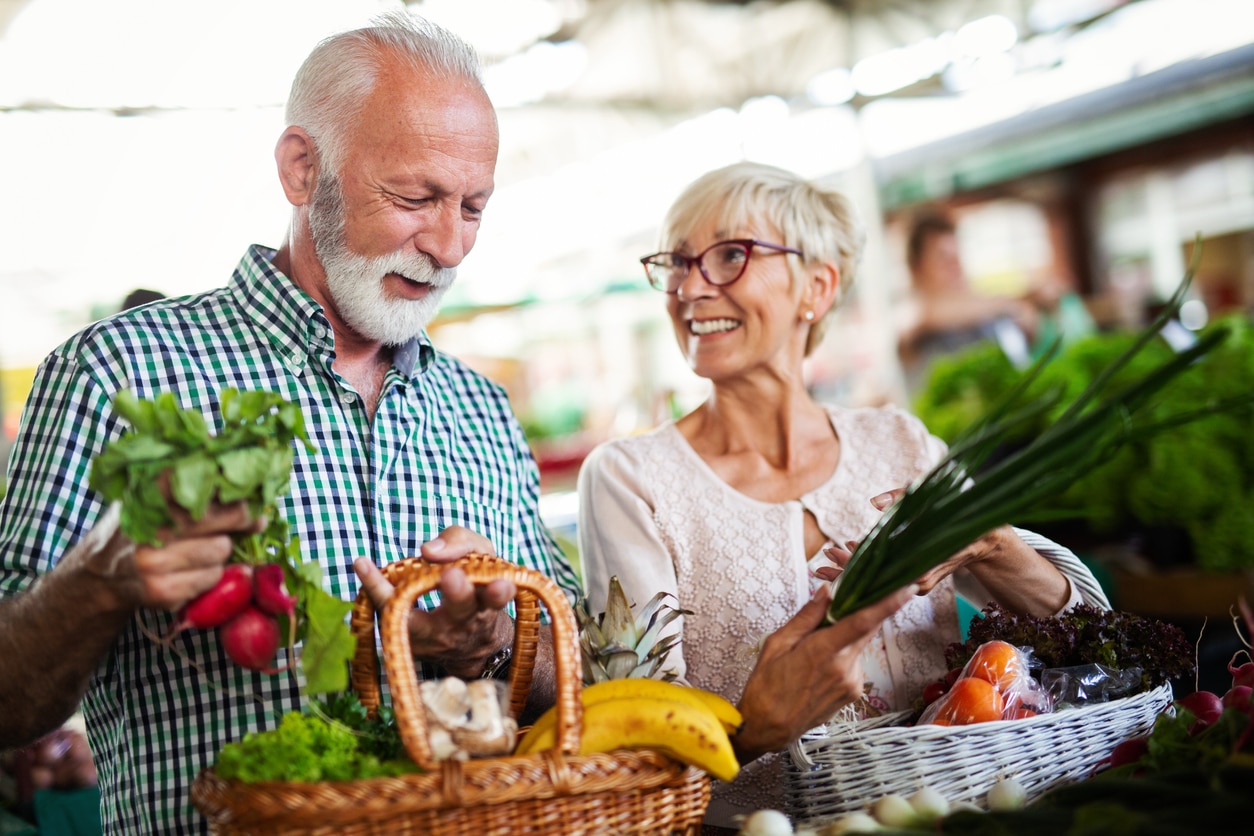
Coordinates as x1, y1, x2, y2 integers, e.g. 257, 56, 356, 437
164, 564, 254, 640
253, 564, 297, 616
1175, 690, 1224, 733
1223, 685, 1253, 712
1096, 736, 1149, 773
922, 680, 948, 705
219, 606, 283, 672
1229, 658, 1254, 690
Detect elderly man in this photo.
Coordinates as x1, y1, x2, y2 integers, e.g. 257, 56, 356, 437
0, 11, 578, 833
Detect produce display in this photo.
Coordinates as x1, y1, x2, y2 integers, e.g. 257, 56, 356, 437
89, 388, 355, 694
826, 264, 1254, 623
913, 314, 1254, 573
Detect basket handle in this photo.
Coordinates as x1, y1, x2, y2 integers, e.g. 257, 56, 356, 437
348, 554, 582, 769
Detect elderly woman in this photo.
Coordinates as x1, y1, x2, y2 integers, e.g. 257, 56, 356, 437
576, 161, 1108, 830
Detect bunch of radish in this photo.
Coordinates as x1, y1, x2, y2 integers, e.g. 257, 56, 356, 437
160, 562, 297, 672
1099, 599, 1254, 772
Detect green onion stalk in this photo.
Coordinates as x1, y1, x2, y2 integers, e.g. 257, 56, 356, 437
826, 244, 1254, 624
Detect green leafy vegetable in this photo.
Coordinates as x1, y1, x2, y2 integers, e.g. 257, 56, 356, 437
89, 388, 355, 694
826, 250, 1254, 623
213, 708, 419, 783
946, 604, 1196, 694
312, 691, 408, 761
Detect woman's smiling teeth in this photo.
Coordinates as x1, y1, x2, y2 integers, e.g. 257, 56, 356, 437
690, 317, 741, 335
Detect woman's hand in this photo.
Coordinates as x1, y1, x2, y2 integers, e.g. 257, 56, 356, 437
732, 583, 915, 762
827, 488, 1071, 613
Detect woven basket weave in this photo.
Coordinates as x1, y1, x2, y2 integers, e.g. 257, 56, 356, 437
783, 681, 1173, 826
191, 554, 711, 835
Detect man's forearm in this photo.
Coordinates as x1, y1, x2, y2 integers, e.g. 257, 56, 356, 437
0, 565, 133, 748
0, 509, 136, 748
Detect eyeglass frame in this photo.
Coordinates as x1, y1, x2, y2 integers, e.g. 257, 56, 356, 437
639, 238, 804, 294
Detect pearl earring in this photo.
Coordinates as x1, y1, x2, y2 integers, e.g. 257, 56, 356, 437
803, 310, 815, 322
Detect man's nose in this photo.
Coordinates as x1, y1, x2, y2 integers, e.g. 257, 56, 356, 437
417, 202, 471, 268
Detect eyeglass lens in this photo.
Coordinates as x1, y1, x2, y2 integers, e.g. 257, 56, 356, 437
649, 241, 751, 292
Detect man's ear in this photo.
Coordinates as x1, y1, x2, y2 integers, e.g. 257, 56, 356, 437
275, 127, 317, 207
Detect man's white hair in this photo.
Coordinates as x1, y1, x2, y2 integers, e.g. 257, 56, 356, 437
285, 10, 483, 177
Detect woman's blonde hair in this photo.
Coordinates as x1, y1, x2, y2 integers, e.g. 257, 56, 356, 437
657, 161, 866, 355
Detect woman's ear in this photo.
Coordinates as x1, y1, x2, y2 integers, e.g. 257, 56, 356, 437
274, 127, 318, 207
804, 260, 841, 321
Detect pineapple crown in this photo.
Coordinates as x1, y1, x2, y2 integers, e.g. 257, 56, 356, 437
576, 576, 692, 684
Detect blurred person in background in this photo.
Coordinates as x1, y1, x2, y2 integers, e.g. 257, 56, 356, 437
896, 207, 1040, 395
120, 288, 166, 311
576, 162, 1109, 831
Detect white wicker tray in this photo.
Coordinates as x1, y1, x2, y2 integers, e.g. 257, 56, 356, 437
783, 682, 1173, 826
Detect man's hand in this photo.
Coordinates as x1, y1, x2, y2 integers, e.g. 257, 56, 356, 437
353, 527, 515, 678
71, 500, 262, 614
733, 583, 915, 761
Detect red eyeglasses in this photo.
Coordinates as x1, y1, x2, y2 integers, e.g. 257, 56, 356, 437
639, 239, 803, 293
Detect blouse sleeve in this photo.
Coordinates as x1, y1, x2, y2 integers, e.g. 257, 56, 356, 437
576, 439, 688, 679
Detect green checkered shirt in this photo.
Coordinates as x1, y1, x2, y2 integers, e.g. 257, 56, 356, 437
0, 245, 580, 834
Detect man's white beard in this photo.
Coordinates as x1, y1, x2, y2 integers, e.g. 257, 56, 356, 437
310, 174, 456, 347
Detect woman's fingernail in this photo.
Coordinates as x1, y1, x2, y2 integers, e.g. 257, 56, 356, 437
870, 492, 893, 509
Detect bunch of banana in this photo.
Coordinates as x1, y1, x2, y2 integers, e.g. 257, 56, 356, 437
514, 678, 743, 782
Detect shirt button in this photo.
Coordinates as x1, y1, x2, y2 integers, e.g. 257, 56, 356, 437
312, 324, 327, 340
340, 392, 357, 405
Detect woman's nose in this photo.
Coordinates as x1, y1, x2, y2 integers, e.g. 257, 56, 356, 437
674, 264, 714, 302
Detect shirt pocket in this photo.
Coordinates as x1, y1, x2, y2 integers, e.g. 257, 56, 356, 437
430, 493, 511, 557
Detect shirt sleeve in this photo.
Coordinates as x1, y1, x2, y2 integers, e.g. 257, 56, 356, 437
0, 346, 120, 596
576, 440, 687, 680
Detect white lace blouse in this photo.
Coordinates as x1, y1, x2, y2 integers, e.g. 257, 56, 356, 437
576, 404, 1109, 826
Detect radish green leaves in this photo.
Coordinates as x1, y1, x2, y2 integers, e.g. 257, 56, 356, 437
89, 388, 354, 694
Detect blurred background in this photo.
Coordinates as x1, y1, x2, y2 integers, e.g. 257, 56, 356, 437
2, 0, 1253, 605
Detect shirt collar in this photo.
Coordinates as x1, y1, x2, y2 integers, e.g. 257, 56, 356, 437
230, 244, 435, 380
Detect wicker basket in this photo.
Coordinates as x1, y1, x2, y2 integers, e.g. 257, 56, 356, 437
191, 555, 711, 835
783, 681, 1173, 826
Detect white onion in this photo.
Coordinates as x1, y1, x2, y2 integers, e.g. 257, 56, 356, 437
739, 809, 794, 836
908, 786, 951, 821
818, 811, 882, 834
986, 777, 1027, 811
870, 794, 918, 827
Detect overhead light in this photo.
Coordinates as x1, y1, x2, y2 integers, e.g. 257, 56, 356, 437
806, 67, 855, 106
483, 39, 587, 108
409, 0, 566, 58
852, 35, 950, 97
953, 15, 1018, 59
